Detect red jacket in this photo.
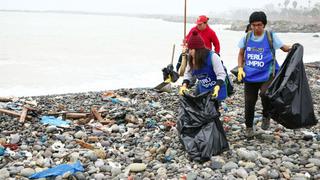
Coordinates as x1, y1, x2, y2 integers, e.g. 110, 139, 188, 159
186, 25, 220, 54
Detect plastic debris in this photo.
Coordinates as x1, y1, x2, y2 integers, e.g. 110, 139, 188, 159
51, 141, 65, 152
0, 147, 5, 156
29, 160, 84, 179
2, 144, 19, 151
40, 116, 70, 127
145, 118, 157, 128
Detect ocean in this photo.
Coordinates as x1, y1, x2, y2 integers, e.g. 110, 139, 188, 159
1, 11, 319, 96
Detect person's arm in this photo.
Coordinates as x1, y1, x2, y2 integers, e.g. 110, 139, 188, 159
272, 32, 291, 52
211, 53, 226, 84
280, 45, 292, 52
182, 62, 192, 87
238, 48, 245, 67
211, 31, 220, 54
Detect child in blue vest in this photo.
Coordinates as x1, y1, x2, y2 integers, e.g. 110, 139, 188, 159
179, 31, 227, 103
237, 11, 291, 138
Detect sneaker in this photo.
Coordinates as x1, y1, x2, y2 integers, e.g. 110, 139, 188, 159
261, 117, 270, 130
246, 127, 254, 138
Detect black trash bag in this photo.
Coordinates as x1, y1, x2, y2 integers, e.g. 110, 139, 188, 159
265, 43, 318, 129
221, 61, 235, 96
162, 64, 179, 83
230, 66, 238, 77
177, 92, 229, 162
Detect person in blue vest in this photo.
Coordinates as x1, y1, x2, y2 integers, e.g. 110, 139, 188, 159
237, 11, 291, 138
179, 31, 227, 104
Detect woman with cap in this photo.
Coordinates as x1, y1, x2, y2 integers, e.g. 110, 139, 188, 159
179, 31, 227, 102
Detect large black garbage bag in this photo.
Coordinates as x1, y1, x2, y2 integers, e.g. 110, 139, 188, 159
177, 92, 229, 162
265, 43, 317, 129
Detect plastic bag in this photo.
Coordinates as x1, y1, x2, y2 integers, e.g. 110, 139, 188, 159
222, 61, 235, 96
40, 116, 70, 127
265, 43, 317, 129
177, 92, 229, 162
29, 161, 84, 179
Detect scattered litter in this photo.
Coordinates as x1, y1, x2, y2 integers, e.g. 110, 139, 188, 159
29, 160, 84, 179
40, 116, 70, 127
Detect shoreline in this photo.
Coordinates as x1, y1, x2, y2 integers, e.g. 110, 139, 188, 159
0, 62, 319, 179
1, 9, 320, 33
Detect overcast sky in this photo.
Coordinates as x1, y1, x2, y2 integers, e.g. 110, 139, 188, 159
0, 0, 313, 15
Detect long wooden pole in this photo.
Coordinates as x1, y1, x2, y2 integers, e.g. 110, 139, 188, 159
179, 0, 187, 76
184, 0, 187, 39
171, 44, 175, 64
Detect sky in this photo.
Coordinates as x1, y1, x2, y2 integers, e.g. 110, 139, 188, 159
1, 0, 311, 15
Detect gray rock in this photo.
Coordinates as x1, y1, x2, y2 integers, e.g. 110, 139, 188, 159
235, 167, 248, 178
247, 175, 258, 180
111, 124, 120, 132
308, 158, 320, 166
94, 173, 105, 180
95, 159, 105, 168
267, 169, 279, 179
20, 168, 35, 177
100, 165, 112, 172
259, 157, 271, 164
74, 131, 87, 139
282, 161, 299, 170
222, 161, 238, 171
10, 134, 20, 144
210, 161, 222, 170
46, 125, 57, 133
237, 148, 258, 161
186, 172, 197, 180
0, 168, 10, 179
74, 172, 86, 180
111, 166, 121, 177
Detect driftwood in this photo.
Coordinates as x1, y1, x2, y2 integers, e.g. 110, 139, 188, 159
19, 105, 38, 122
0, 108, 32, 120
0, 97, 12, 102
65, 112, 88, 119
91, 107, 104, 121
75, 139, 95, 149
19, 107, 28, 122
305, 64, 320, 69
45, 111, 90, 120
0, 108, 21, 117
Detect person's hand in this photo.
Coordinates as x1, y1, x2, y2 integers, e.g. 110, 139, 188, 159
212, 85, 220, 98
179, 86, 189, 95
164, 75, 172, 83
238, 67, 246, 82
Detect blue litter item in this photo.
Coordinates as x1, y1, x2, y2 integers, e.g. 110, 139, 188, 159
40, 116, 70, 127
29, 161, 84, 179
0, 147, 5, 156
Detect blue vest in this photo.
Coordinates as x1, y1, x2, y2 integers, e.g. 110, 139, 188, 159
244, 32, 279, 82
192, 51, 227, 101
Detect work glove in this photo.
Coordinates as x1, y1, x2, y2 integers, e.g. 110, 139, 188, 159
212, 85, 220, 98
164, 75, 172, 83
237, 67, 246, 82
179, 86, 189, 95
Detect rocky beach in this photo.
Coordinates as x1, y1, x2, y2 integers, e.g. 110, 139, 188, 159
0, 62, 320, 180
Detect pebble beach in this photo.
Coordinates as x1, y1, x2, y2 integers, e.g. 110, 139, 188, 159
0, 62, 320, 180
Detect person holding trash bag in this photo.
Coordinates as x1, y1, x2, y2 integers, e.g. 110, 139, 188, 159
237, 11, 291, 138
179, 31, 227, 103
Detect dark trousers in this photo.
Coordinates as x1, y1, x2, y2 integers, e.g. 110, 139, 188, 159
244, 78, 273, 128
